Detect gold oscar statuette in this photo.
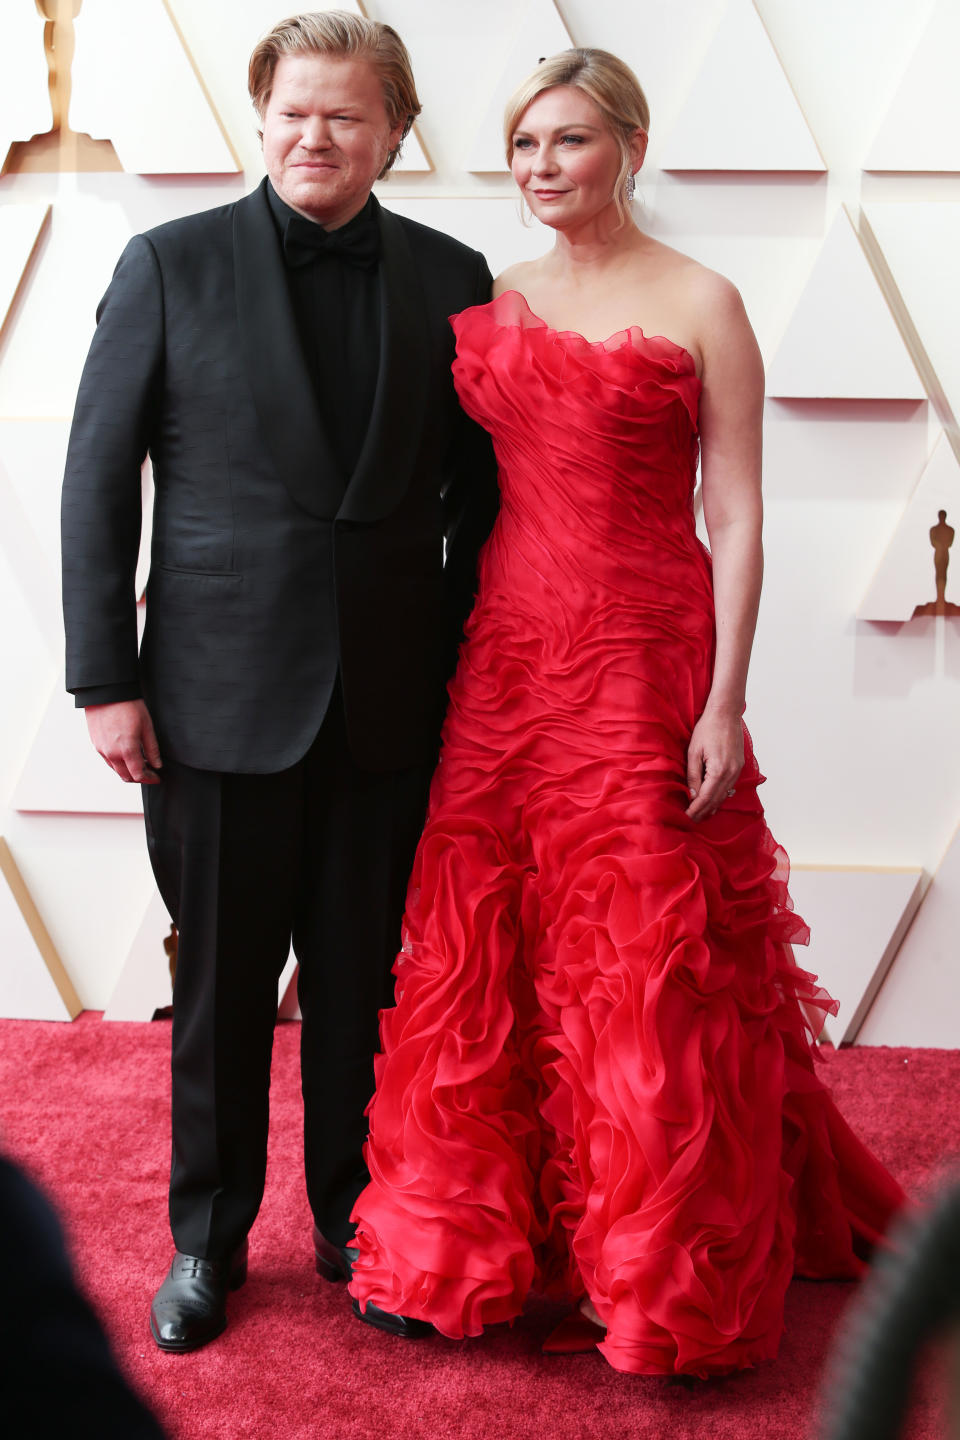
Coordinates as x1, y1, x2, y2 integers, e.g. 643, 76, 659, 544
912, 509, 960, 618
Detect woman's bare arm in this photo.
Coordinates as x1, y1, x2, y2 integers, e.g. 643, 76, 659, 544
685, 275, 765, 821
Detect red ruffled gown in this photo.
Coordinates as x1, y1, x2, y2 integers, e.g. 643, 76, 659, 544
348, 291, 905, 1376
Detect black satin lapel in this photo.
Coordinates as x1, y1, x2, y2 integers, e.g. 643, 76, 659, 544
234, 179, 344, 520
337, 203, 430, 523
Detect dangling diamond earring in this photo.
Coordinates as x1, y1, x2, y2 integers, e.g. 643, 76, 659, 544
625, 171, 636, 204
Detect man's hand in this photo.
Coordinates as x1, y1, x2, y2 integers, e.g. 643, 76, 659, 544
85, 700, 162, 784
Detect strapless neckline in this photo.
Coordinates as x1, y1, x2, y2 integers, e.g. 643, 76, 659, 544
489, 289, 701, 383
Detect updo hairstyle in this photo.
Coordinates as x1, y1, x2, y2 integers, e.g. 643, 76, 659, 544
503, 48, 650, 224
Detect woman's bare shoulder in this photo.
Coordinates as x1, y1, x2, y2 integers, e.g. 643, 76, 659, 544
493, 257, 548, 298
643, 243, 752, 351
646, 239, 743, 310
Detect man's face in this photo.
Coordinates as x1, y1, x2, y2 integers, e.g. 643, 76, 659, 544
262, 54, 404, 229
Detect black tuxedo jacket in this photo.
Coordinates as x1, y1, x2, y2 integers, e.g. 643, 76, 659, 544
62, 178, 497, 774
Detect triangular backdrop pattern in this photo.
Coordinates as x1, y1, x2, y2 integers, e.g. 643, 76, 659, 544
0, 838, 81, 1021
858, 433, 960, 622
865, 0, 960, 172
14, 669, 146, 817
787, 865, 925, 1045
104, 890, 175, 1022
0, 198, 134, 420
71, 0, 240, 173
466, 0, 573, 172
0, 205, 50, 338
658, 0, 824, 172
392, 122, 431, 173
0, 421, 69, 579
767, 208, 925, 400
863, 203, 960, 429
858, 826, 960, 1047
0, 422, 63, 650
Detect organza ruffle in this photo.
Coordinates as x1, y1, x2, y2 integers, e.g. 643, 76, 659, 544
349, 296, 905, 1376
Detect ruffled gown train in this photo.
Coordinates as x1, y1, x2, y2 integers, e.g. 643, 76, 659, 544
348, 292, 904, 1376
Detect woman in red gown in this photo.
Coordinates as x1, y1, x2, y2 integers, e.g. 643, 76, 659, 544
348, 48, 904, 1376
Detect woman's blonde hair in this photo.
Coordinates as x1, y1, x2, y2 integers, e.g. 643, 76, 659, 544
248, 10, 421, 176
503, 48, 650, 224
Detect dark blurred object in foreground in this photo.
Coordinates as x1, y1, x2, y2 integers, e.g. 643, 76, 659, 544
821, 1178, 960, 1440
0, 1151, 165, 1438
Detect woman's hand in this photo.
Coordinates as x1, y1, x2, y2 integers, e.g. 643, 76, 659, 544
685, 706, 744, 821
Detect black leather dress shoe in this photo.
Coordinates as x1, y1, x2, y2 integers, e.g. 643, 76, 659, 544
312, 1225, 359, 1282
352, 1297, 433, 1339
149, 1240, 248, 1353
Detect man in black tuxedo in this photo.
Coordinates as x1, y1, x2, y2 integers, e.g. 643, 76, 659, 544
61, 12, 496, 1353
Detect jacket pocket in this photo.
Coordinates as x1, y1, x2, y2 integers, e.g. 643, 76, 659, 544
156, 565, 241, 579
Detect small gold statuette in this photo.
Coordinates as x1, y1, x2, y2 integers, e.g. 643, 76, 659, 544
912, 509, 960, 618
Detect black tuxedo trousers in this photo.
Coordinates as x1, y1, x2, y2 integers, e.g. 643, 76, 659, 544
144, 680, 433, 1254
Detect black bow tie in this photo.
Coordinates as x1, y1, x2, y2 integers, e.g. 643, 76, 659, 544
282, 210, 381, 270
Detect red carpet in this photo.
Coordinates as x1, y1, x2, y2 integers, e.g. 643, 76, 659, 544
1, 1014, 956, 1439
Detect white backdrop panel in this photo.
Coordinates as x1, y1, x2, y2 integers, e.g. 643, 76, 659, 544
0, 421, 65, 652
104, 890, 175, 1021
0, 196, 132, 420
858, 826, 960, 1047
659, 0, 824, 172
71, 0, 239, 174
0, 843, 78, 1022
767, 209, 925, 400
14, 678, 145, 817
865, 0, 960, 173
787, 866, 925, 1045
465, 0, 573, 172
864, 203, 960, 432
0, 204, 50, 335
